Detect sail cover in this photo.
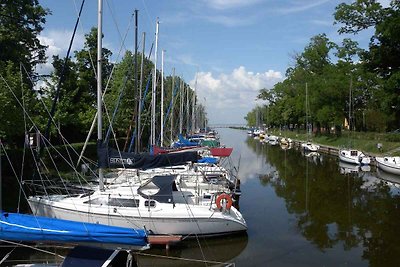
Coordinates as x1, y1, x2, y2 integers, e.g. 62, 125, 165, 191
98, 142, 199, 169
0, 212, 148, 248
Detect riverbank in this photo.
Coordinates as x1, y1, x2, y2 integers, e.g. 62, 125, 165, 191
233, 127, 400, 156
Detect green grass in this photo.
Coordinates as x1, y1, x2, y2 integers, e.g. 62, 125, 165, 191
269, 129, 400, 156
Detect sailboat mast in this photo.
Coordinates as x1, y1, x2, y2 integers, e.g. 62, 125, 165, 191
186, 84, 189, 133
170, 68, 175, 142
151, 19, 159, 146
134, 9, 139, 153
191, 74, 197, 133
160, 49, 165, 147
179, 79, 183, 134
137, 32, 145, 151
97, 0, 104, 191
305, 82, 309, 136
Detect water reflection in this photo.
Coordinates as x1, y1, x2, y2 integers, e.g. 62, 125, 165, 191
136, 234, 248, 266
245, 135, 400, 267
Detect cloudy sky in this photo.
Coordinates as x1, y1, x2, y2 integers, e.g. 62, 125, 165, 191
38, 0, 389, 124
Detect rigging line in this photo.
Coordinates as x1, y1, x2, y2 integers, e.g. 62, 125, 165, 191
0, 239, 65, 259
0, 141, 49, 229
76, 15, 132, 167
71, 0, 97, 80
19, 65, 88, 172
128, 73, 153, 152
105, 0, 131, 52
18, 64, 27, 213
44, 0, 86, 141
140, 0, 155, 30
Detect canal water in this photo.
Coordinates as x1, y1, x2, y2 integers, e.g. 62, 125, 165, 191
2, 128, 400, 266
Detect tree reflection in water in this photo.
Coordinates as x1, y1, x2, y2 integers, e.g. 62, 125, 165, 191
247, 136, 400, 267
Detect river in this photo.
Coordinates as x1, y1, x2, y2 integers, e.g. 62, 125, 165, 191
2, 128, 400, 266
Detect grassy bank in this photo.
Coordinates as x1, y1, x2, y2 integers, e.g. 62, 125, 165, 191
267, 129, 400, 156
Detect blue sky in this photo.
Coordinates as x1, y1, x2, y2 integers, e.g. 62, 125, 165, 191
38, 0, 389, 124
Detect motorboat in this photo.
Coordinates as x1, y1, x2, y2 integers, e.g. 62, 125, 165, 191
339, 149, 370, 165
301, 142, 320, 152
375, 156, 400, 175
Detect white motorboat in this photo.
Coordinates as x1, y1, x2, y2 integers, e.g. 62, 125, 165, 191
301, 142, 320, 152
339, 149, 371, 165
28, 175, 247, 236
375, 156, 400, 175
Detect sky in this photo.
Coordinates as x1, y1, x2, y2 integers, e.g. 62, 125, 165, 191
37, 0, 391, 125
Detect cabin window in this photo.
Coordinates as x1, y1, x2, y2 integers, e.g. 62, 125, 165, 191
350, 151, 358, 156
144, 200, 156, 208
108, 198, 140, 208
84, 198, 139, 207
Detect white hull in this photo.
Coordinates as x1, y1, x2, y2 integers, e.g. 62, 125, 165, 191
339, 149, 370, 165
29, 198, 246, 236
301, 142, 319, 152
376, 157, 400, 175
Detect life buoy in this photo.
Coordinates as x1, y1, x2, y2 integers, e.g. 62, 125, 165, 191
215, 193, 233, 210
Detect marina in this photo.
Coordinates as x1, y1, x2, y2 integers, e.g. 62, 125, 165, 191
2, 128, 400, 266
1, 0, 399, 266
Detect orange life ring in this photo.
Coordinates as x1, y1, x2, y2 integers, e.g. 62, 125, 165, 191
216, 193, 233, 210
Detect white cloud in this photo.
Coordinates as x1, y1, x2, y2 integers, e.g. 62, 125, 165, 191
277, 0, 331, 15
37, 30, 85, 74
190, 66, 282, 124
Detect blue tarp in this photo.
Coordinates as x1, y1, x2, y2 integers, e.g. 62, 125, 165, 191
198, 157, 218, 164
0, 212, 148, 248
172, 135, 198, 148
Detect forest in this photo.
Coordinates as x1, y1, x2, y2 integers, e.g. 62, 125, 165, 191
245, 0, 400, 135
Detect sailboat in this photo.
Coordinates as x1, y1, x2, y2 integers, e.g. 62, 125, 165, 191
301, 83, 320, 152
27, 5, 247, 237
0, 0, 149, 251
338, 78, 370, 165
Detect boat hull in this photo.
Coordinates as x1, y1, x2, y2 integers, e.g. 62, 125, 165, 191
28, 197, 247, 236
339, 149, 370, 165
376, 157, 400, 175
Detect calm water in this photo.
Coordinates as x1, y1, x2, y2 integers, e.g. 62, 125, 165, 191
2, 128, 400, 266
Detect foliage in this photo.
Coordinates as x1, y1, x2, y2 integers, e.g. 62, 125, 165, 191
246, 1, 400, 134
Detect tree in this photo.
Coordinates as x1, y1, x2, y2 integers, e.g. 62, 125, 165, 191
0, 0, 49, 76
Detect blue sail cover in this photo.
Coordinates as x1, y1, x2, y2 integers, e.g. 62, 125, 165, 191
0, 212, 147, 248
198, 157, 218, 164
172, 135, 198, 148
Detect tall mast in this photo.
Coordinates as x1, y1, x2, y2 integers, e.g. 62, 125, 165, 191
133, 9, 139, 153
137, 32, 145, 151
97, 0, 104, 191
186, 84, 189, 133
160, 49, 165, 147
151, 19, 159, 146
305, 82, 309, 137
179, 79, 183, 134
191, 73, 197, 133
170, 68, 175, 142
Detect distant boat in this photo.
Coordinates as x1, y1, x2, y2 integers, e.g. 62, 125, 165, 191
339, 149, 371, 165
301, 142, 320, 152
375, 156, 400, 175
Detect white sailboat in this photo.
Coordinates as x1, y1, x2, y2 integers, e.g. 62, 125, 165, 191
338, 78, 370, 165
301, 83, 319, 152
28, 5, 247, 237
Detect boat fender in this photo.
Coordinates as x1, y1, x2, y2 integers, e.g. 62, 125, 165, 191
216, 193, 233, 210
